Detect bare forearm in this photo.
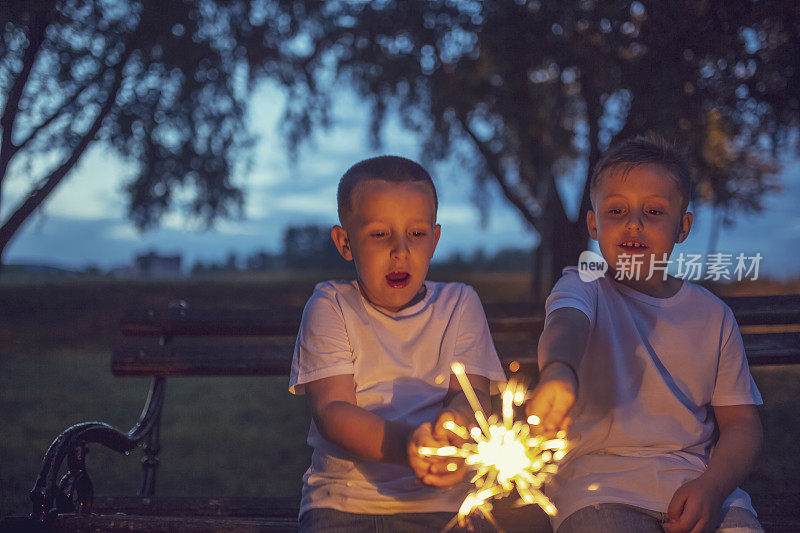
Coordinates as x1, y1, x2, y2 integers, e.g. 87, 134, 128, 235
315, 401, 415, 465
703, 416, 763, 498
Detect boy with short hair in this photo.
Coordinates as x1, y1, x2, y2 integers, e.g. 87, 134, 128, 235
289, 155, 506, 532
527, 136, 764, 533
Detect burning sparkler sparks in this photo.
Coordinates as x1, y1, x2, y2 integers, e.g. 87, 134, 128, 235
418, 361, 569, 531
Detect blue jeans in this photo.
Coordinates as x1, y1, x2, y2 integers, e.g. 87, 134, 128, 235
299, 507, 485, 533
557, 503, 763, 533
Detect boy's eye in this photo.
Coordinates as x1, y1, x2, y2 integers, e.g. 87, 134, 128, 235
608, 208, 623, 215
410, 231, 426, 238
646, 209, 664, 215
371, 232, 387, 238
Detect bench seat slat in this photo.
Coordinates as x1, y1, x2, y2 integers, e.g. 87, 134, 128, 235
91, 496, 300, 517
52, 514, 299, 532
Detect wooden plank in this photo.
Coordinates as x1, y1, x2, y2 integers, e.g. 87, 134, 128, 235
45, 496, 553, 533
723, 294, 800, 326
110, 332, 798, 377
117, 294, 799, 341
119, 305, 544, 337
111, 341, 294, 377
90, 496, 299, 517
742, 332, 800, 365
120, 307, 304, 338
52, 514, 298, 532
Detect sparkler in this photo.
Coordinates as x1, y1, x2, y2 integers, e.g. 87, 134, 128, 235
418, 361, 569, 532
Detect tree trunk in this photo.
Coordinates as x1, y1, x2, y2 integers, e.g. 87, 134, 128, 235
531, 234, 544, 304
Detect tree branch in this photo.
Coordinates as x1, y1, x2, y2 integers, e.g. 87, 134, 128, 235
578, 90, 602, 226
0, 8, 50, 174
15, 67, 107, 154
456, 112, 540, 232
0, 48, 132, 258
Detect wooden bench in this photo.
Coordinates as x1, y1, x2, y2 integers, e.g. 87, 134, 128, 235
5, 294, 800, 532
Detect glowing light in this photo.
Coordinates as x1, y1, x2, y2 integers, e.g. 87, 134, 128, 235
444, 420, 469, 440
420, 362, 571, 531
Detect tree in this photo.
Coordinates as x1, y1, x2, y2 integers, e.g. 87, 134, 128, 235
294, 0, 799, 299
283, 223, 348, 270
0, 0, 322, 266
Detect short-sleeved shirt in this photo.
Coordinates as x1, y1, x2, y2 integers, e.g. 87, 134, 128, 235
545, 268, 763, 531
289, 280, 507, 517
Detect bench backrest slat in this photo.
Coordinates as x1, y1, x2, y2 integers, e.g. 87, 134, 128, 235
112, 342, 294, 377
120, 308, 303, 337
113, 294, 798, 377
723, 294, 800, 326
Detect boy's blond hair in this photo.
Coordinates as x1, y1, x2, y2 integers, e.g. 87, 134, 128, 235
591, 136, 694, 211
337, 155, 438, 224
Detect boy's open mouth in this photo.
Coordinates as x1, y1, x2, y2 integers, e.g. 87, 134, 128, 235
618, 240, 647, 252
386, 271, 411, 288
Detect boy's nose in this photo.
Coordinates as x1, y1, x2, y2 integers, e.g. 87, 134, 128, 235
626, 213, 644, 230
390, 234, 410, 259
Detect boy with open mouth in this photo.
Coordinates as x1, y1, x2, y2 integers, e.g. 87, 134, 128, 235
289, 155, 506, 532
525, 136, 764, 533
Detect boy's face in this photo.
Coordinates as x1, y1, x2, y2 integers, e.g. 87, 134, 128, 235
332, 179, 440, 313
587, 164, 693, 288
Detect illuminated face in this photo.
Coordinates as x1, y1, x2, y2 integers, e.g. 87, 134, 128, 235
332, 179, 440, 313
587, 164, 692, 292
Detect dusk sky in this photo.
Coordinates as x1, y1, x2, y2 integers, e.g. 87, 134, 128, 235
4, 82, 800, 279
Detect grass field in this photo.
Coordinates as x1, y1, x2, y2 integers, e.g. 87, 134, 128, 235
1, 273, 798, 519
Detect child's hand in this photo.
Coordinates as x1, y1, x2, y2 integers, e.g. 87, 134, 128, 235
432, 409, 470, 447
407, 418, 468, 487
663, 475, 725, 533
525, 362, 577, 433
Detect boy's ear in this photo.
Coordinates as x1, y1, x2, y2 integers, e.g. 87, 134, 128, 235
586, 210, 598, 240
676, 211, 693, 243
331, 225, 353, 261
432, 224, 441, 252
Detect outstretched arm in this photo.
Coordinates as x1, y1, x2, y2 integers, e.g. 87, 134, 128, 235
664, 404, 763, 533
526, 307, 590, 432
304, 374, 415, 465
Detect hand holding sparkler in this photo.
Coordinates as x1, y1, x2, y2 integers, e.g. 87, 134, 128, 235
409, 374, 490, 487
408, 419, 468, 487
417, 362, 571, 531
525, 361, 578, 433
527, 307, 588, 433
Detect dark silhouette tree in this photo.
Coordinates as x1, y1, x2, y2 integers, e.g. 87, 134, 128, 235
283, 224, 348, 270
292, 0, 799, 299
0, 0, 321, 266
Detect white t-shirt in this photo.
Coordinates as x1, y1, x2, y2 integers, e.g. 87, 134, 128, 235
289, 280, 507, 517
545, 268, 763, 530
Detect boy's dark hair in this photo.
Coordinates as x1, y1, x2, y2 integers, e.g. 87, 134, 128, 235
337, 155, 438, 223
590, 136, 694, 210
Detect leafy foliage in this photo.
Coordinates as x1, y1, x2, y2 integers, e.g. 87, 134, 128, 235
291, 0, 800, 292
0, 0, 322, 260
